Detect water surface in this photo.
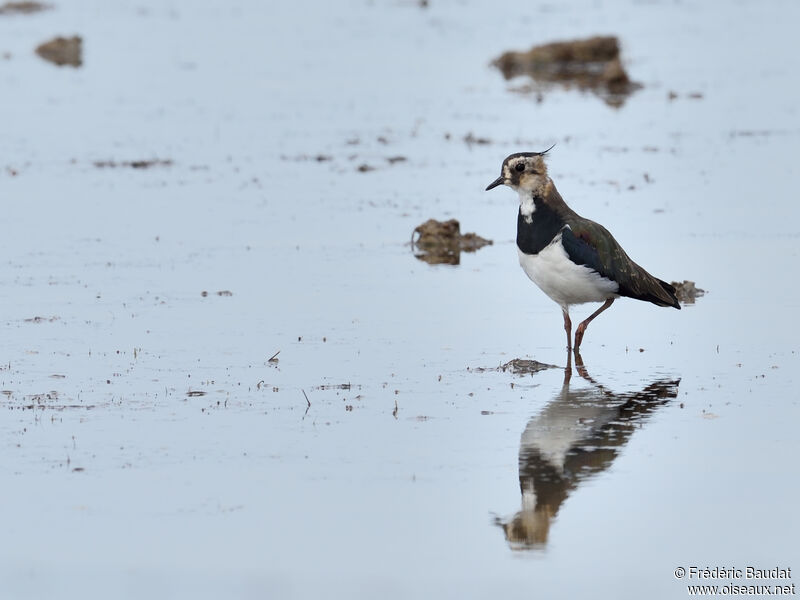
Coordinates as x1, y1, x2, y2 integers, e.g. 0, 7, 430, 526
2, 0, 799, 598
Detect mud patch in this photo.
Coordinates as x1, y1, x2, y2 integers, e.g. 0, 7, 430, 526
411, 219, 492, 265
470, 359, 559, 375
93, 159, 173, 169
464, 132, 492, 146
5, 390, 96, 410
280, 154, 333, 163
201, 290, 234, 297
0, 2, 50, 15
35, 36, 82, 67
491, 36, 640, 107
671, 280, 706, 305
24, 315, 60, 323
313, 383, 361, 391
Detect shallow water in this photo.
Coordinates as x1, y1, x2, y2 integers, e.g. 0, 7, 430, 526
2, 0, 799, 598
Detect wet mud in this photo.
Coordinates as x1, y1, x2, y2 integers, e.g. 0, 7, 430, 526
492, 36, 640, 107
281, 152, 409, 173
93, 158, 173, 169
670, 280, 706, 305
200, 290, 234, 297
471, 359, 559, 375
35, 35, 82, 67
23, 315, 60, 323
463, 132, 492, 146
0, 1, 50, 15
411, 218, 492, 265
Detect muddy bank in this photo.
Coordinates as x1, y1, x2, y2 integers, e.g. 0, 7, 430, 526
470, 359, 559, 375
492, 36, 640, 107
35, 35, 82, 67
93, 158, 173, 169
0, 1, 50, 15
411, 219, 492, 265
671, 280, 706, 305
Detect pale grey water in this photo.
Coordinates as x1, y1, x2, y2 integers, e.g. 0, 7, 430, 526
2, 0, 799, 598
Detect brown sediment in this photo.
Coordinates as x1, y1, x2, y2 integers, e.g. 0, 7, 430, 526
470, 359, 559, 375
280, 154, 333, 162
93, 159, 173, 169
313, 383, 359, 391
670, 280, 706, 304
500, 359, 558, 375
35, 35, 82, 67
491, 35, 640, 107
411, 218, 492, 265
464, 132, 492, 146
24, 315, 60, 323
0, 2, 51, 15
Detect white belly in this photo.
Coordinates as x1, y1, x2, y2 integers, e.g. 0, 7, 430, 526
517, 235, 619, 308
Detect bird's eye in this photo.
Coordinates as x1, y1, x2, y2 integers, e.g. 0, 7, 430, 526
515, 163, 525, 173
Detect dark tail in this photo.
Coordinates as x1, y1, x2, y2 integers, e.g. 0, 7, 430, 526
653, 279, 681, 309
622, 277, 681, 309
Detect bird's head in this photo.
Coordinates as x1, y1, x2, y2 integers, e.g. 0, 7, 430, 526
485, 145, 555, 196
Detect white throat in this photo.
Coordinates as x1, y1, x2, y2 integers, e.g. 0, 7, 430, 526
519, 190, 535, 223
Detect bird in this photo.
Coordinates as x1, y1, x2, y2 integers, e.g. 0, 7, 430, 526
485, 147, 680, 351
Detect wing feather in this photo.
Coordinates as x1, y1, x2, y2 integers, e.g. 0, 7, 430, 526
561, 221, 680, 309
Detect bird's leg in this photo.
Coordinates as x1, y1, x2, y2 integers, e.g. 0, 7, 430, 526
573, 348, 593, 383
561, 307, 572, 351
573, 347, 586, 379
574, 298, 615, 350
564, 344, 573, 384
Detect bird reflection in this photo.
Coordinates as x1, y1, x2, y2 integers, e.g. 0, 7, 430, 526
497, 350, 679, 550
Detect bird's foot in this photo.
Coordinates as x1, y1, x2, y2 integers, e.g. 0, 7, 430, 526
564, 350, 573, 383
573, 348, 585, 368
574, 325, 587, 350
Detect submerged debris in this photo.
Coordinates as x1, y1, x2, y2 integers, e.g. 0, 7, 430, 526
35, 35, 82, 67
464, 132, 492, 146
314, 383, 357, 391
280, 154, 333, 162
500, 359, 558, 375
491, 35, 640, 107
93, 159, 173, 169
24, 315, 60, 323
670, 280, 706, 305
200, 290, 233, 297
0, 2, 50, 15
470, 359, 559, 375
411, 218, 492, 265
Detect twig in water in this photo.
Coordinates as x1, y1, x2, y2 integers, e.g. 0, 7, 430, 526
301, 389, 311, 419
268, 350, 280, 363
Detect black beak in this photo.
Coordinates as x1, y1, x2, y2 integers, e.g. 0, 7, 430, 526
485, 176, 504, 191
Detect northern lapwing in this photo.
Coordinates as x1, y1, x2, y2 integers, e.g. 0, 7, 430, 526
497, 371, 679, 548
486, 147, 680, 351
